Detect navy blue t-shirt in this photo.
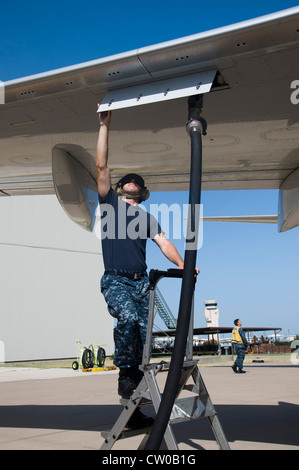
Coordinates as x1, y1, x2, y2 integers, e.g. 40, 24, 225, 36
98, 188, 162, 273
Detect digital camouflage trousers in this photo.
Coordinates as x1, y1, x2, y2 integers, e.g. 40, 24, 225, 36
100, 274, 150, 368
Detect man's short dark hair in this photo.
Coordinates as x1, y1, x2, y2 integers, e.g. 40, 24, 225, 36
234, 319, 240, 326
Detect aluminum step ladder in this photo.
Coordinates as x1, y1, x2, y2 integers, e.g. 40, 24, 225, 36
100, 269, 230, 450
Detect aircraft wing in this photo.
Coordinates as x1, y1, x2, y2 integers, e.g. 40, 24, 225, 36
1, 7, 299, 231
153, 326, 282, 337
203, 215, 278, 224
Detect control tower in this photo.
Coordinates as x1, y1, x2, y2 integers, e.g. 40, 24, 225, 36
204, 300, 219, 341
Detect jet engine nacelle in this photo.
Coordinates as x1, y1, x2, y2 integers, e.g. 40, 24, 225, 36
52, 144, 98, 232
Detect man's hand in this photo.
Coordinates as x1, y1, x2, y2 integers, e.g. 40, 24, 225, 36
98, 107, 111, 127
179, 262, 199, 276
153, 233, 199, 275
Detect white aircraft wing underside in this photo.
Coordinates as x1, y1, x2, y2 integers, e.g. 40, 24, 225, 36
1, 7, 299, 197
203, 215, 279, 224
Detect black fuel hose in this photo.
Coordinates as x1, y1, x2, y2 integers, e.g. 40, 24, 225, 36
144, 98, 204, 450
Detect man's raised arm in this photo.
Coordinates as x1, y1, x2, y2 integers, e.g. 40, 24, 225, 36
96, 109, 112, 199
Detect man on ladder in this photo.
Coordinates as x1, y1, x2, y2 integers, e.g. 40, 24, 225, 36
96, 109, 189, 428
99, 97, 230, 451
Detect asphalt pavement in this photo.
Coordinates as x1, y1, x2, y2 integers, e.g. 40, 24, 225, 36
0, 361, 298, 450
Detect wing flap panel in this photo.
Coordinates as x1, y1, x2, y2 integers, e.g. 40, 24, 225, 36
98, 70, 216, 111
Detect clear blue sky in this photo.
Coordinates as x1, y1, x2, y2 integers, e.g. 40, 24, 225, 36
1, 0, 298, 336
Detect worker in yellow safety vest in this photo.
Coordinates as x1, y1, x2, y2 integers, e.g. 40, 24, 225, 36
232, 319, 249, 374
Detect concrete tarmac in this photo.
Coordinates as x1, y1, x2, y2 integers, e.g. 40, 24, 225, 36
0, 361, 298, 450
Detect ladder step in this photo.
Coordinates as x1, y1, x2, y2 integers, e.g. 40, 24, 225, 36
120, 397, 152, 406
170, 396, 216, 422
145, 359, 198, 371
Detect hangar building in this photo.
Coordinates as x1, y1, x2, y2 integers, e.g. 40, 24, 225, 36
0, 195, 114, 363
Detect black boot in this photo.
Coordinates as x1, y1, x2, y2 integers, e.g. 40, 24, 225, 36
126, 407, 154, 430
129, 365, 144, 387
118, 368, 136, 399
232, 364, 238, 374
